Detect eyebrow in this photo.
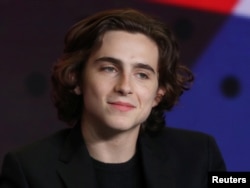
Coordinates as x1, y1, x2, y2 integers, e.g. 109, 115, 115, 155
94, 56, 156, 74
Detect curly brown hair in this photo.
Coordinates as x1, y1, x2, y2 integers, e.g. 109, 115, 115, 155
51, 8, 194, 132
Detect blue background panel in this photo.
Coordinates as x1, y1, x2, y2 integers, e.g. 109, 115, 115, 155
167, 15, 250, 171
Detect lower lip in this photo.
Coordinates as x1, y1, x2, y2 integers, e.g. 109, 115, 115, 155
109, 103, 135, 112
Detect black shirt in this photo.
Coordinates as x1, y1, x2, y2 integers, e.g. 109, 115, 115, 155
92, 151, 145, 188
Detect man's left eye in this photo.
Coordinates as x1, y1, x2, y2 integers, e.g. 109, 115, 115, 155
102, 67, 116, 72
137, 73, 149, 79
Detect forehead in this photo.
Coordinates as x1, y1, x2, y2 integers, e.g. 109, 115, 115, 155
92, 30, 159, 69
100, 30, 158, 50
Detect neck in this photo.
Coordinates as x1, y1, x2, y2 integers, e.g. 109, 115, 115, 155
81, 121, 140, 163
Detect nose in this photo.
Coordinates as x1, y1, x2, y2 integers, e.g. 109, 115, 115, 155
114, 73, 133, 95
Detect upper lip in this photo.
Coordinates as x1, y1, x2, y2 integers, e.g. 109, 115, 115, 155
108, 101, 135, 107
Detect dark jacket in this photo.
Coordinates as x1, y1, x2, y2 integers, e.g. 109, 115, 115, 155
0, 125, 226, 188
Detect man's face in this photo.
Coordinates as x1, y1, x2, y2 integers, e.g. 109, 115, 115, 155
75, 31, 164, 134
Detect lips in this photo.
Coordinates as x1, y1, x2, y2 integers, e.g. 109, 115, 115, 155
108, 101, 135, 111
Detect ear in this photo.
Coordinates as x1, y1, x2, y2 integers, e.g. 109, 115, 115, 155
73, 85, 82, 95
152, 87, 166, 107
69, 72, 82, 95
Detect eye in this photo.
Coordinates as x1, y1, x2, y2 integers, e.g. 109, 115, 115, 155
101, 66, 117, 73
136, 72, 149, 79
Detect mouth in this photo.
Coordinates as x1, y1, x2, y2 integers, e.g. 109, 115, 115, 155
108, 101, 136, 112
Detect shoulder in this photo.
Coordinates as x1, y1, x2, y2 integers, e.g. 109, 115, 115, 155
4, 128, 72, 166
0, 128, 73, 187
147, 126, 214, 145
153, 126, 220, 154
144, 126, 226, 171
166, 126, 214, 142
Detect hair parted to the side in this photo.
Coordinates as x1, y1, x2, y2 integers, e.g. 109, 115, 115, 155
51, 8, 194, 132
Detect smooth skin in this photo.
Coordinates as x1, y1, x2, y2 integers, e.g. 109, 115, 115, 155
74, 31, 165, 163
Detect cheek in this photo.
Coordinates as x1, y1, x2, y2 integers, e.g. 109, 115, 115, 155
137, 86, 158, 107
138, 81, 158, 99
83, 78, 112, 103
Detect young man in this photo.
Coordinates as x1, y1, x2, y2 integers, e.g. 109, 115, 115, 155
0, 8, 226, 188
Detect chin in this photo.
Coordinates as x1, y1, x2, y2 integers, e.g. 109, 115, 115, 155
104, 119, 141, 133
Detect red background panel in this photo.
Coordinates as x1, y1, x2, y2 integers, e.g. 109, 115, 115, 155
146, 0, 238, 14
